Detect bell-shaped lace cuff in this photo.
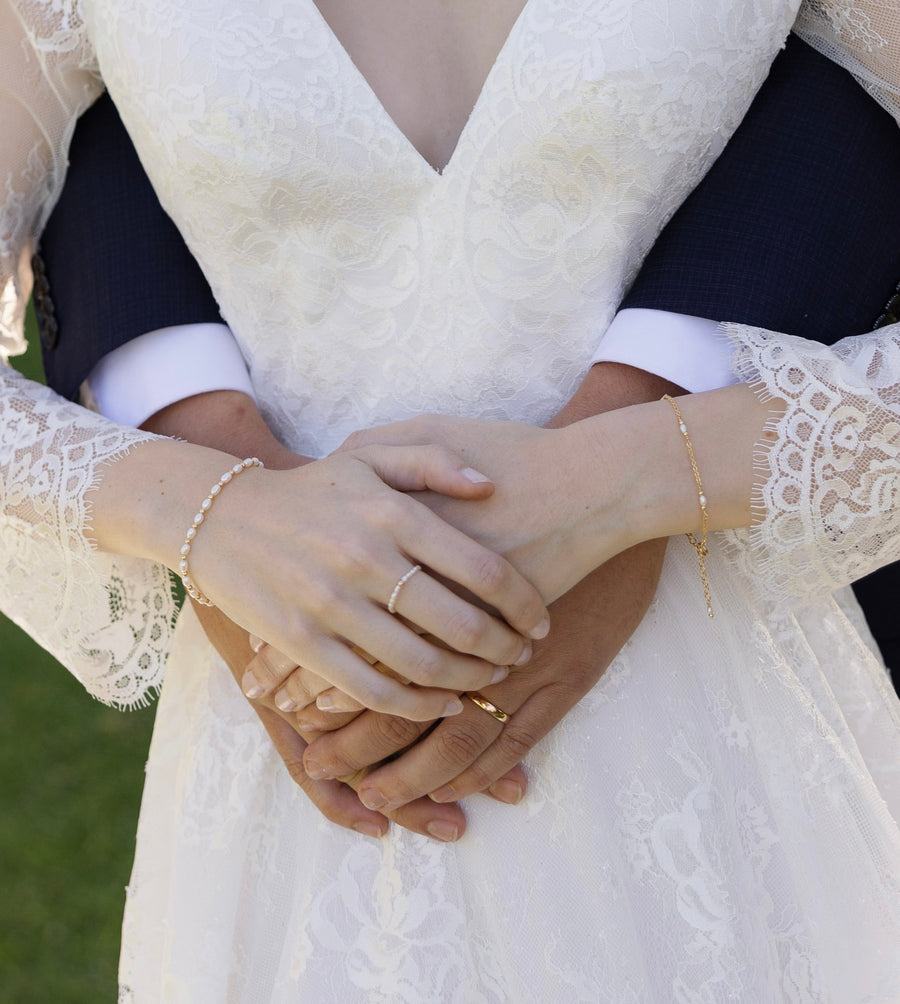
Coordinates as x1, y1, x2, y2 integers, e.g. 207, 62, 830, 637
0, 365, 177, 707
725, 321, 900, 609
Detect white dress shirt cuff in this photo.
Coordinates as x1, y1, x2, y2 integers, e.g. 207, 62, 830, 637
591, 308, 740, 393
82, 323, 254, 427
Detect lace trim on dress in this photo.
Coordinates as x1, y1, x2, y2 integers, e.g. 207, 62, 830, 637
1, 1, 176, 706
0, 366, 175, 706
726, 321, 900, 609
795, 0, 900, 123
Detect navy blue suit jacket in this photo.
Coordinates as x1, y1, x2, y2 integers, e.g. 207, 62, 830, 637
35, 34, 900, 677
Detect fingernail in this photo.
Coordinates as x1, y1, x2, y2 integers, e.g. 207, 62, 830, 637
242, 670, 263, 699
248, 634, 265, 653
428, 784, 456, 803
514, 642, 532, 666
360, 789, 387, 811
461, 467, 491, 484
305, 761, 328, 780
489, 779, 524, 805
316, 694, 334, 711
275, 691, 296, 712
443, 698, 464, 717
353, 821, 386, 840
490, 665, 509, 684
529, 615, 551, 640
426, 820, 460, 842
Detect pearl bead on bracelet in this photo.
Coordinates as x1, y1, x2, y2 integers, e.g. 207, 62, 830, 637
179, 457, 264, 607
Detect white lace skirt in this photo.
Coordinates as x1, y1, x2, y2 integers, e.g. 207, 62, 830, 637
119, 537, 900, 1003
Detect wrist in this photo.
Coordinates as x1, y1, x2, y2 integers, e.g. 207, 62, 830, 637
90, 438, 258, 571
141, 391, 308, 469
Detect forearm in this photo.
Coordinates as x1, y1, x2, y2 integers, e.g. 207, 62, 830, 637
141, 390, 308, 470
548, 362, 685, 427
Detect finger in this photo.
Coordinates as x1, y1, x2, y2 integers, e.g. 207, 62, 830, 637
354, 697, 507, 812
294, 632, 466, 720
272, 667, 333, 713
482, 764, 528, 806
303, 712, 432, 781
253, 703, 389, 839
241, 643, 303, 699
385, 796, 467, 843
387, 568, 533, 670
395, 506, 550, 642
351, 601, 513, 695
316, 688, 365, 713
362, 443, 497, 500
427, 688, 561, 802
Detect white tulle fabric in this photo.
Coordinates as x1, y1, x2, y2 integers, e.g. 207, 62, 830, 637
0, 0, 899, 1000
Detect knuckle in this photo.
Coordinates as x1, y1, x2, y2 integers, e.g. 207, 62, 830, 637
404, 647, 444, 686
445, 607, 491, 654
434, 720, 487, 766
367, 492, 405, 530
372, 714, 422, 752
341, 429, 365, 451
496, 723, 540, 762
469, 551, 509, 596
300, 580, 343, 622
464, 760, 497, 794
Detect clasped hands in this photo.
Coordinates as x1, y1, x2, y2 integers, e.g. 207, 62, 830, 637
187, 413, 662, 842
147, 365, 677, 842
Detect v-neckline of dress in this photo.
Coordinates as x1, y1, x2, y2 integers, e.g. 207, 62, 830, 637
305, 0, 536, 177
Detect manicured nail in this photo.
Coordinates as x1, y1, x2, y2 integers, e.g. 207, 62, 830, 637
490, 666, 509, 685
461, 467, 491, 484
426, 820, 460, 842
360, 789, 388, 811
443, 698, 464, 717
428, 784, 456, 803
248, 634, 265, 653
488, 779, 524, 805
514, 642, 532, 666
353, 821, 386, 840
316, 694, 334, 711
242, 670, 263, 699
275, 691, 296, 712
529, 615, 551, 640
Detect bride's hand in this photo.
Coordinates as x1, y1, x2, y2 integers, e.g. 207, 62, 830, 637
339, 414, 633, 602
96, 438, 549, 721
300, 543, 665, 812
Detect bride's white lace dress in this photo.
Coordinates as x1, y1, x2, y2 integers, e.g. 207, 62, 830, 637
2, 0, 900, 999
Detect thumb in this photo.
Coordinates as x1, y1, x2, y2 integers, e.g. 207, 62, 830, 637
363, 444, 496, 499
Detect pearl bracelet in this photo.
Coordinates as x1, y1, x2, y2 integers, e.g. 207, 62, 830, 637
179, 457, 264, 607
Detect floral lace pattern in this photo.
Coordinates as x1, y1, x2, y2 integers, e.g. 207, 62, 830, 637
728, 322, 900, 609
1, 0, 900, 999
795, 0, 900, 120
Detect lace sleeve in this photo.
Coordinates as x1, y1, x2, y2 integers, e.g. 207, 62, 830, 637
0, 0, 176, 707
726, 321, 900, 608
795, 1, 900, 124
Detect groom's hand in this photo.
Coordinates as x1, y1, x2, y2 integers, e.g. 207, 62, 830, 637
302, 541, 665, 811
192, 600, 478, 841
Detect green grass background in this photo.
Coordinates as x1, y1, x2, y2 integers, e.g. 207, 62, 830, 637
1, 312, 156, 1001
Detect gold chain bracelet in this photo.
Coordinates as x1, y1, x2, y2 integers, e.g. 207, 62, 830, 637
662, 395, 713, 619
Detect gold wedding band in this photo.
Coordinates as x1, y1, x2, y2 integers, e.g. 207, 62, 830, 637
466, 691, 509, 723
387, 564, 422, 614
